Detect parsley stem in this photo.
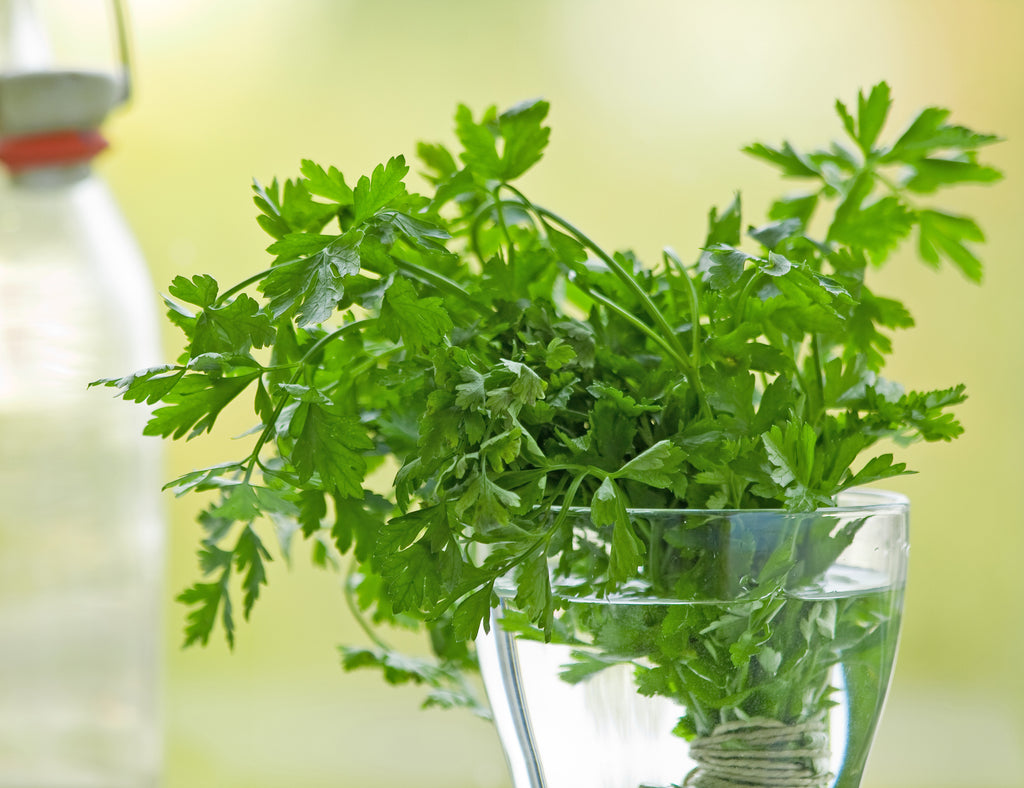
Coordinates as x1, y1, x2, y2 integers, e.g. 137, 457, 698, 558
734, 270, 764, 329
393, 258, 489, 317
244, 320, 371, 480
500, 183, 709, 415
501, 187, 684, 343
580, 285, 693, 372
874, 169, 904, 198
344, 560, 393, 652
473, 471, 590, 589
663, 247, 704, 383
677, 666, 711, 732
327, 344, 403, 393
503, 186, 689, 356
300, 320, 372, 369
549, 471, 589, 537
811, 334, 827, 423
468, 203, 489, 265
491, 187, 516, 279
648, 517, 664, 592
217, 265, 282, 304
468, 197, 542, 267
544, 463, 595, 476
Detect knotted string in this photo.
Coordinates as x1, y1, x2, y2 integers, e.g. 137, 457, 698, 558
682, 717, 833, 788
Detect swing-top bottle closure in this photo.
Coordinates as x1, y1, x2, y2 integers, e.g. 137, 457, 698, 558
0, 0, 132, 182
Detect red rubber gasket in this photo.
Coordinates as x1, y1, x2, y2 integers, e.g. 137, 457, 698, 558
0, 130, 108, 172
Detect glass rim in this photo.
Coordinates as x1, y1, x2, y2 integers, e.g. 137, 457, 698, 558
555, 488, 909, 518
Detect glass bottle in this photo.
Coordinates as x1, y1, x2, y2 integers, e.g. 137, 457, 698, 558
0, 1, 163, 785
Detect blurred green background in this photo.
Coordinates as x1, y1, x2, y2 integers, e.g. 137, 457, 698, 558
90, 0, 1024, 786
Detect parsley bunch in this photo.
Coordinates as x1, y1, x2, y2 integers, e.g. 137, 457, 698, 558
99, 84, 999, 723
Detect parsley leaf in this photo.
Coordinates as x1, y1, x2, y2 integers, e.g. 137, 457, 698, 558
288, 393, 373, 498
352, 156, 410, 225
918, 209, 986, 282
144, 372, 259, 440
299, 159, 354, 205
379, 277, 453, 352
261, 230, 362, 324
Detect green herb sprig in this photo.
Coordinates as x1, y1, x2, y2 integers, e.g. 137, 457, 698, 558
97, 83, 1000, 718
